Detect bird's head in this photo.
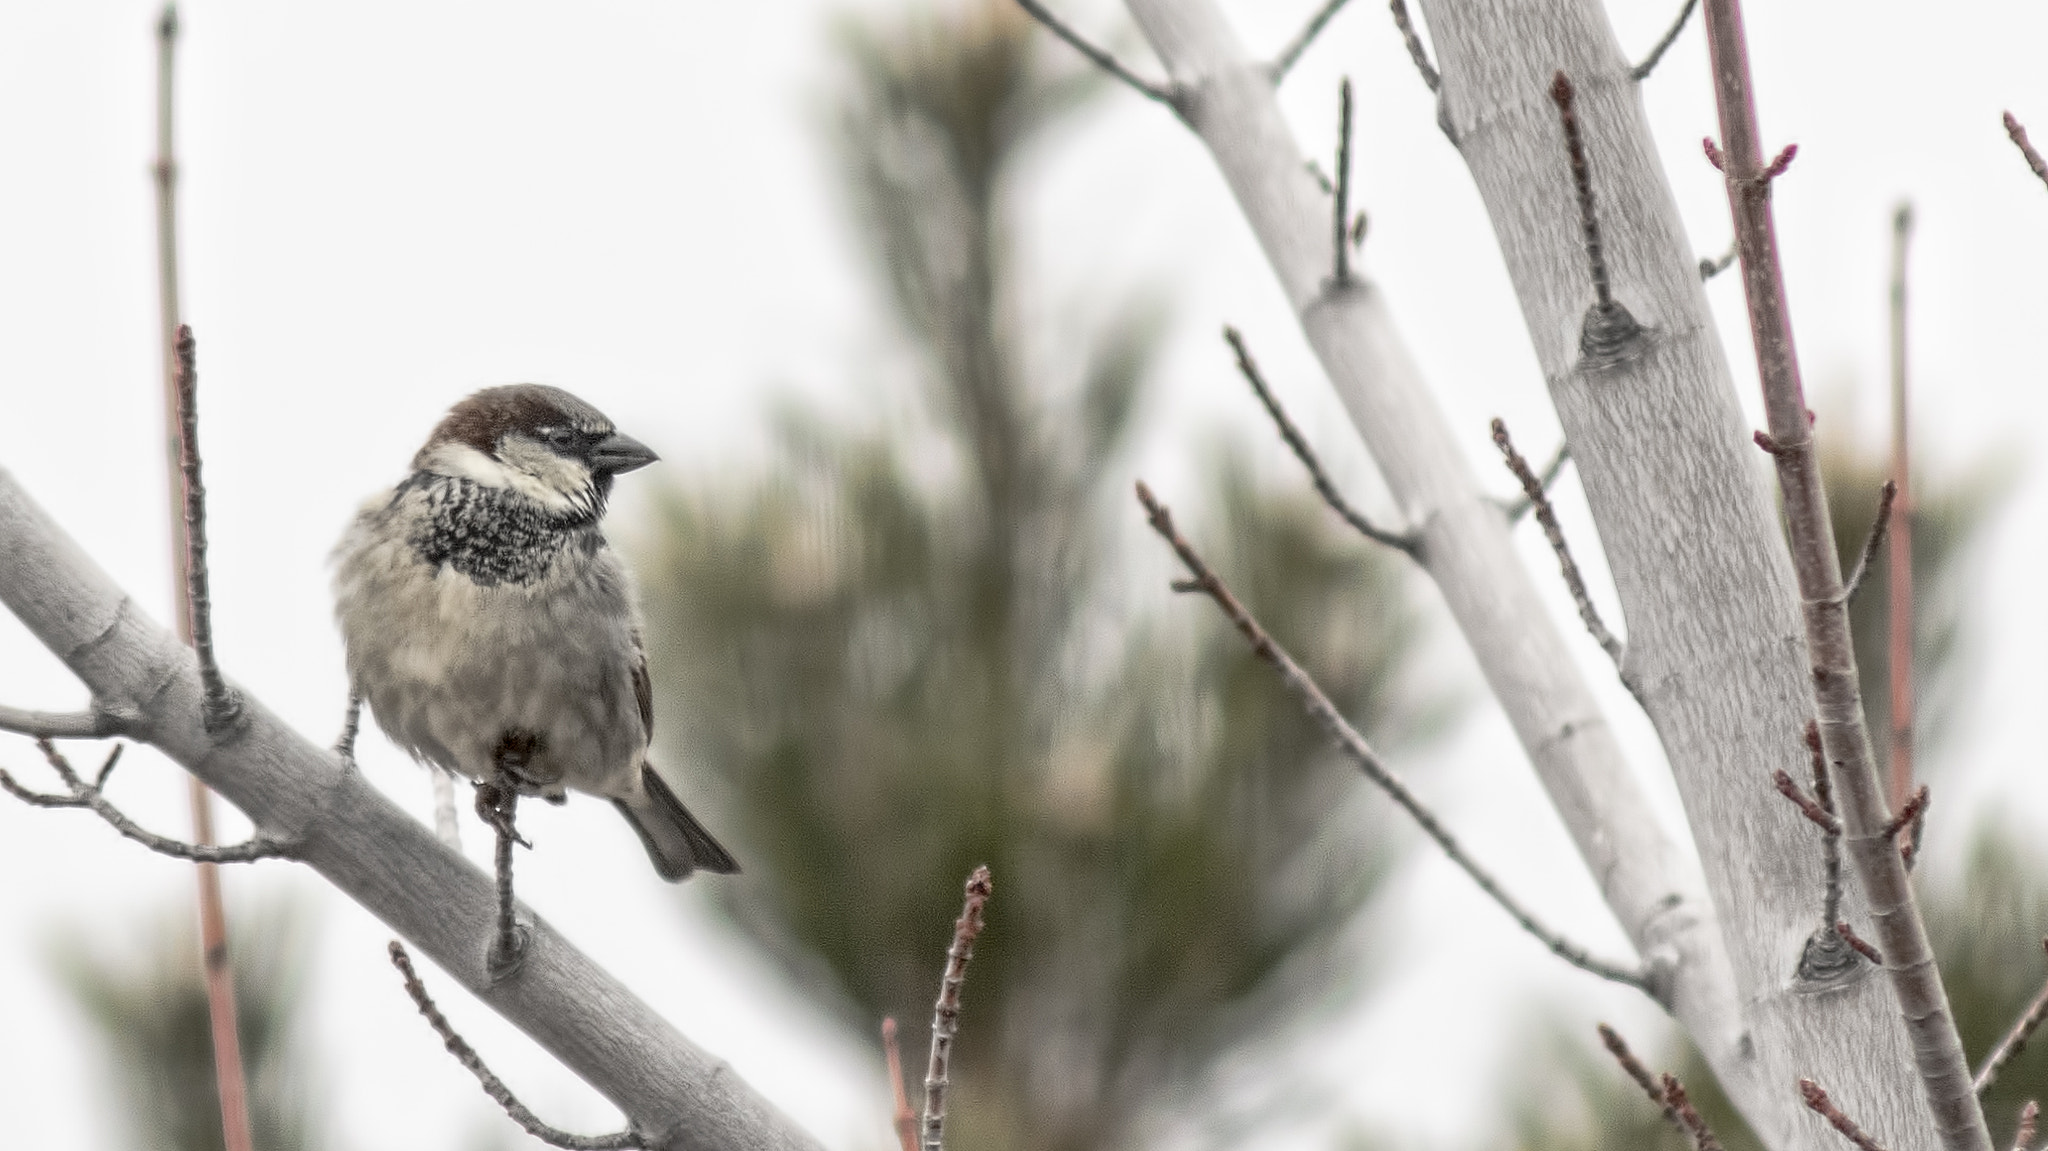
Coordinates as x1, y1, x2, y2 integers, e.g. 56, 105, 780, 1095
412, 384, 658, 520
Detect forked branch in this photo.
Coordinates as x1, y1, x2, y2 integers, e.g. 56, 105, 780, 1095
1012, 0, 1177, 107
1138, 482, 1651, 994
0, 738, 287, 864
388, 941, 644, 1150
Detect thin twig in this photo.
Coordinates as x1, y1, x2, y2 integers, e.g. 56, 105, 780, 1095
1975, 940, 2048, 1096
1596, 1024, 1683, 1132
1550, 72, 1644, 362
1270, 0, 1351, 83
1138, 482, 1651, 993
1630, 0, 1700, 81
1841, 481, 1897, 606
1887, 203, 1916, 814
173, 325, 240, 734
387, 942, 645, 1149
883, 1018, 917, 1151
0, 705, 121, 739
1801, 1079, 1892, 1151
1332, 78, 1355, 286
1883, 785, 1929, 845
1502, 442, 1571, 523
922, 866, 993, 1151
1225, 327, 1419, 554
1663, 1072, 1728, 1151
2013, 1101, 2039, 1151
1835, 921, 1884, 966
1699, 241, 1738, 280
1012, 0, 1177, 107
2004, 113, 2048, 192
0, 739, 287, 863
1492, 418, 1624, 665
1386, 0, 1439, 92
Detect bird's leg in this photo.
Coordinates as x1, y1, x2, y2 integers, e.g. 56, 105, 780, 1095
333, 694, 362, 771
478, 758, 531, 977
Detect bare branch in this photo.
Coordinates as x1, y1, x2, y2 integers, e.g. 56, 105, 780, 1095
1887, 203, 1916, 813
1663, 1072, 1728, 1151
1801, 1079, 1892, 1151
1597, 1024, 1683, 1132
1012, 0, 1177, 107
1270, 0, 1351, 83
1550, 72, 1644, 363
171, 325, 241, 734
1975, 940, 2048, 1096
1137, 481, 1651, 994
1701, 0, 1986, 1137
1502, 442, 1571, 523
1841, 481, 1896, 606
0, 738, 288, 864
1331, 78, 1356, 286
1224, 327, 1419, 555
2005, 112, 2048, 192
883, 1018, 917, 1151
922, 866, 993, 1151
389, 941, 644, 1150
1385, 0, 1439, 92
0, 704, 122, 739
1630, 0, 1700, 81
1492, 418, 1623, 666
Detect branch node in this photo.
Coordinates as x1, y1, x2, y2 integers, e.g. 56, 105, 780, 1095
1834, 921, 1884, 967
388, 941, 645, 1149
1550, 72, 1645, 365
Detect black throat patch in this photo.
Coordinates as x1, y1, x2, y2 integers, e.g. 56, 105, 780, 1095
402, 475, 603, 587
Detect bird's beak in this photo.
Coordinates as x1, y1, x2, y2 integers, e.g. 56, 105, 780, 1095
589, 431, 660, 475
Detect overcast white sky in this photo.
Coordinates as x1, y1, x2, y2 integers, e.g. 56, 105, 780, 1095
0, 2, 2043, 1148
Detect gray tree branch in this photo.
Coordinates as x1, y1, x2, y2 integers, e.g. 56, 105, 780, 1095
0, 467, 821, 1151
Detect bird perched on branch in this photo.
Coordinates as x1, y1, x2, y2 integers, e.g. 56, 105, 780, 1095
331, 384, 738, 881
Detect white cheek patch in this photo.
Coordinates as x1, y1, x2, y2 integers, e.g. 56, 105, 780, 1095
419, 440, 597, 517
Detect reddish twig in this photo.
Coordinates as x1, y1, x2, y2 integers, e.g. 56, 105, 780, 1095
1835, 921, 1884, 967
1138, 482, 1650, 993
1700, 0, 1985, 1140
922, 866, 993, 1151
1885, 785, 1930, 869
1663, 1072, 1727, 1151
2005, 113, 2048, 192
1225, 328, 1418, 554
1975, 940, 2048, 1096
1841, 481, 1896, 607
883, 1018, 917, 1151
1386, 0, 1439, 91
2012, 1101, 2039, 1151
1801, 1079, 1892, 1151
1887, 203, 1916, 813
1597, 1024, 1682, 1132
1493, 418, 1623, 666
387, 942, 644, 1149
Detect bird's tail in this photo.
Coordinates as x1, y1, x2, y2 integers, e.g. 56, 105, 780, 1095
613, 764, 740, 882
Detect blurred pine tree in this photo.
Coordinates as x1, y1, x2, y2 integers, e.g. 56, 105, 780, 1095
48, 898, 320, 1151
637, 4, 1443, 1148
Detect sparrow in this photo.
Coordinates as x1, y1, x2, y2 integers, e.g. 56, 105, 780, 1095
331, 384, 738, 881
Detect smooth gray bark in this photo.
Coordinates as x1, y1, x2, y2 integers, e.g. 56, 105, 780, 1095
1116, 0, 1756, 1118
1413, 0, 1935, 1144
0, 468, 820, 1151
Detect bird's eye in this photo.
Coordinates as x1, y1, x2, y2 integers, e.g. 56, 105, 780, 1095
544, 428, 579, 452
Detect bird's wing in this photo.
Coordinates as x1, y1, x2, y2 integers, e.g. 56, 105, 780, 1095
631, 632, 654, 743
